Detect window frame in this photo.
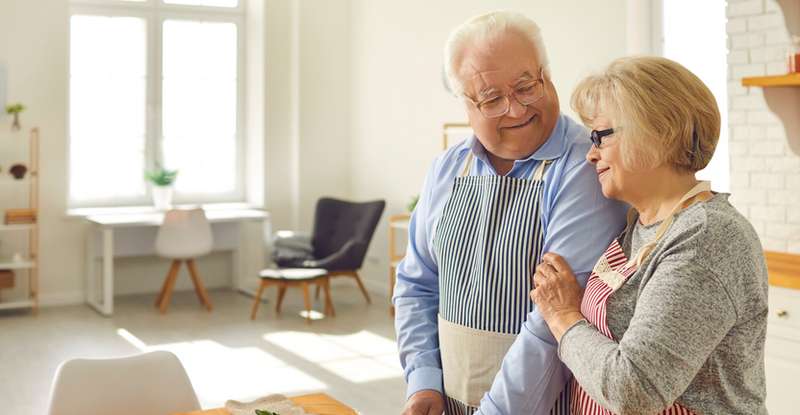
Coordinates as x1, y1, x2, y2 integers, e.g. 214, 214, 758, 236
68, 0, 246, 208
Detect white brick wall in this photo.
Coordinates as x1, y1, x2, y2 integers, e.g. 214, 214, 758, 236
728, 0, 800, 253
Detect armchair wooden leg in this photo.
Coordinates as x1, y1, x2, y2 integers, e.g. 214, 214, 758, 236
186, 259, 213, 311
156, 260, 181, 308
322, 277, 335, 317
276, 284, 287, 315
250, 280, 267, 320
158, 260, 182, 314
301, 282, 312, 325
351, 271, 372, 304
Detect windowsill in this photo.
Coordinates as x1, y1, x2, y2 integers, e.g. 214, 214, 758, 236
66, 202, 263, 219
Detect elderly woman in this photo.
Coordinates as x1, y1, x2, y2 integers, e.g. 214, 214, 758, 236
531, 56, 768, 415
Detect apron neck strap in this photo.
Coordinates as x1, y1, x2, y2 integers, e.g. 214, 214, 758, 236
459, 152, 475, 177
532, 159, 551, 181
629, 181, 712, 267
459, 151, 551, 180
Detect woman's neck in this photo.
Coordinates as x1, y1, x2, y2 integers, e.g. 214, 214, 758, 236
627, 169, 700, 226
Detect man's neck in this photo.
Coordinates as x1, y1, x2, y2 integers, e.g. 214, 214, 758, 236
486, 152, 516, 176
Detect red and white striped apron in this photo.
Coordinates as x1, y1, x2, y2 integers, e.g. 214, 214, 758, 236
570, 181, 713, 415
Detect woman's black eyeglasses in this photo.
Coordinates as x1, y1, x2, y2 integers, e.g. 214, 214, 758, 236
590, 128, 615, 147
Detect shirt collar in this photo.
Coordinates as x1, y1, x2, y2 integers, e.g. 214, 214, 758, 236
463, 114, 568, 164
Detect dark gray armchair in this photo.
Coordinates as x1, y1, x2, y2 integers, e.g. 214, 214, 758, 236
271, 197, 386, 303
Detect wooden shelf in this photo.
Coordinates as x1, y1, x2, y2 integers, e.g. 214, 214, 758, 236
0, 299, 34, 311
0, 259, 36, 270
742, 73, 800, 87
765, 251, 800, 291
0, 224, 36, 231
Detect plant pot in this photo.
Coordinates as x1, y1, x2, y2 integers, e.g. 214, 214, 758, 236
151, 185, 174, 210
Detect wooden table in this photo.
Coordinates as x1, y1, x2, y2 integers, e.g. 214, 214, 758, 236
174, 393, 357, 415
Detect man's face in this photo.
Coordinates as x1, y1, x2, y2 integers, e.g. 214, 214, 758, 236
455, 30, 560, 161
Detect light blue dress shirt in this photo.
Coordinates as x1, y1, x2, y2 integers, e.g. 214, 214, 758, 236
393, 114, 628, 415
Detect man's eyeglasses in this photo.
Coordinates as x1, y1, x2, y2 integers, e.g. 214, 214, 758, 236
590, 128, 615, 148
463, 67, 546, 119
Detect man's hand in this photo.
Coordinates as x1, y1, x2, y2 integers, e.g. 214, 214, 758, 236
401, 389, 445, 415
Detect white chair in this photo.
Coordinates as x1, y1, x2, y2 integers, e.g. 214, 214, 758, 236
47, 350, 201, 415
155, 208, 214, 313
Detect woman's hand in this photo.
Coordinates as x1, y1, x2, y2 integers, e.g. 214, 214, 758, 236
531, 252, 586, 342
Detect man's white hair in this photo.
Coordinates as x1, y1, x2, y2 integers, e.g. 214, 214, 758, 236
443, 10, 550, 96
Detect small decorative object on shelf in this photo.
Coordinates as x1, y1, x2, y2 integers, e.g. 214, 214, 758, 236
0, 270, 14, 290
4, 208, 36, 225
9, 163, 26, 180
5, 102, 25, 132
145, 163, 178, 210
789, 36, 800, 73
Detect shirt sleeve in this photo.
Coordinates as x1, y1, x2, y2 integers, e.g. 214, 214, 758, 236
477, 157, 628, 415
558, 259, 738, 415
393, 158, 444, 400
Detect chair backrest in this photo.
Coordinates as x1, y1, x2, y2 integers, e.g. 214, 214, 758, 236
47, 350, 201, 415
311, 197, 386, 269
156, 208, 213, 259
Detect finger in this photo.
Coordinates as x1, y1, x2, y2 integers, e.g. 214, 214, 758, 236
543, 252, 572, 274
538, 262, 559, 279
532, 270, 548, 287
427, 404, 443, 415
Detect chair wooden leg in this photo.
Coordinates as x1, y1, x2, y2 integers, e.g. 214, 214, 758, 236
186, 259, 213, 311
351, 271, 372, 304
250, 280, 267, 320
322, 277, 335, 317
315, 284, 321, 300
156, 260, 181, 307
158, 260, 182, 314
276, 284, 287, 315
301, 282, 312, 325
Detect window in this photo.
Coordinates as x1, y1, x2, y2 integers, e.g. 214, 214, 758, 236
69, 0, 244, 207
660, 0, 730, 191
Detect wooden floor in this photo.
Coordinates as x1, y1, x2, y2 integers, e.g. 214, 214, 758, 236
0, 282, 406, 414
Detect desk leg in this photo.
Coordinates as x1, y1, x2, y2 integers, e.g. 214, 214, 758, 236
101, 228, 114, 316
86, 224, 96, 309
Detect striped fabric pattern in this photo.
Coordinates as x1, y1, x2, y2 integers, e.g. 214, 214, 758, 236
445, 385, 571, 415
571, 239, 696, 415
434, 163, 568, 415
436, 176, 543, 334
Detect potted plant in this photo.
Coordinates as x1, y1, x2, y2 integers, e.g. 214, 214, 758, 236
407, 194, 420, 213
5, 103, 25, 131
145, 164, 178, 210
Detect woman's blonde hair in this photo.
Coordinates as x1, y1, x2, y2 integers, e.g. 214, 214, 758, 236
571, 56, 720, 173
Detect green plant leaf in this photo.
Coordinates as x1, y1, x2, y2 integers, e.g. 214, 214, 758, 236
145, 165, 179, 186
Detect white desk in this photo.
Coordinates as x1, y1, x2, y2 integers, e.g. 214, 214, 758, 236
74, 205, 269, 316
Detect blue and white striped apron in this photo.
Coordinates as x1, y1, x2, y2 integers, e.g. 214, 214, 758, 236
434, 152, 569, 415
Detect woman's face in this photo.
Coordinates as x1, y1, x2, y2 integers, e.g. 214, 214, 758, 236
585, 115, 637, 201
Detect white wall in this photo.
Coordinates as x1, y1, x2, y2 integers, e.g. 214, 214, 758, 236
347, 1, 629, 294
726, 0, 800, 253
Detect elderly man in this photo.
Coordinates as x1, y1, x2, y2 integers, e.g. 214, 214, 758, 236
394, 11, 627, 415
